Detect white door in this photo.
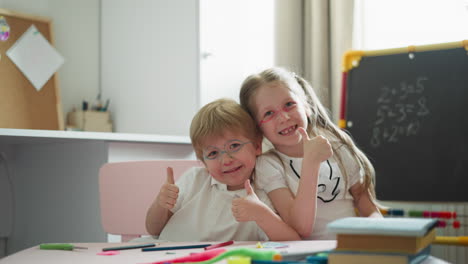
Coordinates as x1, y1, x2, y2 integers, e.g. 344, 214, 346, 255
199, 0, 275, 107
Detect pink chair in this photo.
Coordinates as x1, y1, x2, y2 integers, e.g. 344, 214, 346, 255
99, 160, 203, 241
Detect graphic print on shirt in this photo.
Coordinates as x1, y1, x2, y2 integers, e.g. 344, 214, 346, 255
290, 160, 340, 203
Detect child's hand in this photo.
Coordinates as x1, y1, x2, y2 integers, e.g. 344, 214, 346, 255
298, 127, 333, 164
156, 167, 179, 209
232, 179, 267, 222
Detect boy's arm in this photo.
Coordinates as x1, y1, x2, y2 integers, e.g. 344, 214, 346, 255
232, 180, 301, 241
145, 167, 178, 236
145, 200, 174, 236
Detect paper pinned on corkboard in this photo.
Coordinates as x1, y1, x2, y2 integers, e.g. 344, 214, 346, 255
7, 25, 64, 91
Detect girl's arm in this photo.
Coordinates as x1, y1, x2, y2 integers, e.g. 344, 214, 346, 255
350, 182, 383, 218
232, 180, 301, 241
253, 204, 302, 241
255, 130, 331, 238
261, 130, 332, 238
277, 129, 332, 238
268, 162, 321, 238
145, 168, 178, 235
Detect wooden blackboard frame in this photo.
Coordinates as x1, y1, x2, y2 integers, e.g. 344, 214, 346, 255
340, 40, 468, 202
0, 8, 64, 130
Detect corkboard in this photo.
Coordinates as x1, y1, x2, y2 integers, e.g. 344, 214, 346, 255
0, 8, 64, 130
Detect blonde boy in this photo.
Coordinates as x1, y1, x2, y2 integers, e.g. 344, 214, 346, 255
145, 98, 299, 241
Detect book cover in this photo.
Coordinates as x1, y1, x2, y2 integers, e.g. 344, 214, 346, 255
328, 245, 431, 264
335, 228, 436, 254
327, 217, 438, 237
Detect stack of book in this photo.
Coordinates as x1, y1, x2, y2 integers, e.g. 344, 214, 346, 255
327, 217, 438, 264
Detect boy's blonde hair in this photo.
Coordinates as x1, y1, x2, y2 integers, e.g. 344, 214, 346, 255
190, 98, 261, 161
240, 67, 378, 204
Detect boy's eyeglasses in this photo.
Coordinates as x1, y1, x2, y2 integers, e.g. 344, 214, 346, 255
258, 102, 297, 127
203, 139, 253, 161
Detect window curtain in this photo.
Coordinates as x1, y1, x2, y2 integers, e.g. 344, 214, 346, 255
303, 0, 354, 122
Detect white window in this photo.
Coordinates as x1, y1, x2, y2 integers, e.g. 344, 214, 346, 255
353, 0, 468, 50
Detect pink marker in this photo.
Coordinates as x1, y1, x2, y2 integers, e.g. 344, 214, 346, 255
146, 248, 227, 264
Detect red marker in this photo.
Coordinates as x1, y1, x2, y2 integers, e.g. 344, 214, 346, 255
204, 240, 234, 250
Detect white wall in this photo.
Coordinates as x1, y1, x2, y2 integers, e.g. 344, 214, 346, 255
101, 0, 199, 136
1, 0, 303, 137
1, 0, 200, 137
0, 0, 100, 119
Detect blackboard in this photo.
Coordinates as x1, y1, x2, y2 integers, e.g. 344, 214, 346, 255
0, 8, 63, 130
341, 41, 468, 202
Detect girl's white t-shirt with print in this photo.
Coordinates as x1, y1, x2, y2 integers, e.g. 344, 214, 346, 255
256, 144, 362, 240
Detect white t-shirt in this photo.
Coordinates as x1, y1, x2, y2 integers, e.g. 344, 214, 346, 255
256, 144, 362, 240
158, 167, 272, 241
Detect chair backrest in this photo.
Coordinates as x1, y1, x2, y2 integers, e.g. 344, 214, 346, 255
99, 160, 203, 241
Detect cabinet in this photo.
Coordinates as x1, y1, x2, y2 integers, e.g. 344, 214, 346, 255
0, 128, 195, 255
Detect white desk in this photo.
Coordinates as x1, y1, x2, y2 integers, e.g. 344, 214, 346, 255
0, 241, 450, 264
0, 241, 336, 264
0, 129, 196, 256
0, 129, 459, 263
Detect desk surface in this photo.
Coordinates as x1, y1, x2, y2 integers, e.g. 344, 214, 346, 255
0, 128, 191, 144
1, 241, 335, 264
0, 241, 450, 264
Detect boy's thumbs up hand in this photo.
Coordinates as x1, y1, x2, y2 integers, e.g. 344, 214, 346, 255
157, 167, 179, 209
244, 179, 256, 199
232, 179, 265, 222
298, 127, 333, 164
166, 167, 175, 184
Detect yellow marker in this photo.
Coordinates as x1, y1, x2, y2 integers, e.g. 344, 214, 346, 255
434, 236, 468, 246
256, 242, 263, 248
227, 256, 251, 264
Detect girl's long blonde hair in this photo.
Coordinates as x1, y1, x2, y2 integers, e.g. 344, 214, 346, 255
239, 67, 378, 204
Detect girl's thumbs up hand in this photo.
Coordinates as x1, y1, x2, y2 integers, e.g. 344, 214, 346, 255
157, 167, 179, 209
298, 127, 333, 164
232, 179, 264, 222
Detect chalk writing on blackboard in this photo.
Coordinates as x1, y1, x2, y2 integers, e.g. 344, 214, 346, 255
370, 76, 430, 148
